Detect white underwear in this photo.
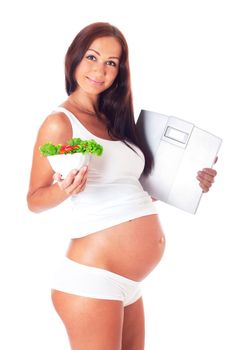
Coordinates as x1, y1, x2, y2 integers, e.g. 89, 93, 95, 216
51, 257, 142, 307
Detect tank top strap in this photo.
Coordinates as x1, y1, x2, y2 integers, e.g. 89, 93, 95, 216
53, 106, 78, 128
52, 106, 91, 139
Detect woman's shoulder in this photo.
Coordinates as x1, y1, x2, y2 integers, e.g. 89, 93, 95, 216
37, 110, 73, 144
47, 109, 70, 124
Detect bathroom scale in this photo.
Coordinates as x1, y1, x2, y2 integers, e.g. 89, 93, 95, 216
136, 110, 222, 214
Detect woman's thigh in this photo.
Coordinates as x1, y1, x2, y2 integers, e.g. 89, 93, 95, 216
51, 290, 124, 350
122, 297, 145, 350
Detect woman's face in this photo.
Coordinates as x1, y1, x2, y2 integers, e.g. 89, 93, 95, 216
74, 36, 122, 96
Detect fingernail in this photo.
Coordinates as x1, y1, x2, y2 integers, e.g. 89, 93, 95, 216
72, 169, 78, 174
83, 166, 88, 171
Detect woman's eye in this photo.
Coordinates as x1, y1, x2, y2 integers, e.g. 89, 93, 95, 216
86, 55, 96, 61
107, 61, 117, 67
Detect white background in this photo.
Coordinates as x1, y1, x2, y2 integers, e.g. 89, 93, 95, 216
0, 0, 232, 349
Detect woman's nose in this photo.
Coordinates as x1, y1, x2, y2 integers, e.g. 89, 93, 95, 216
93, 62, 106, 76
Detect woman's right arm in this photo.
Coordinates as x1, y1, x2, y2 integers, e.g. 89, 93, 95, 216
27, 113, 88, 213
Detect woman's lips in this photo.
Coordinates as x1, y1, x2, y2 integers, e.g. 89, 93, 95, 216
86, 77, 104, 85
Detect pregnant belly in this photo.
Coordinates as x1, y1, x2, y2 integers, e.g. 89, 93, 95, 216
66, 214, 166, 281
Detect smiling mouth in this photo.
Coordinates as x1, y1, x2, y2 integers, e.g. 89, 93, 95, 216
86, 77, 104, 85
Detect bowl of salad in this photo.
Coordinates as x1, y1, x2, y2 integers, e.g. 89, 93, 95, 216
39, 138, 103, 178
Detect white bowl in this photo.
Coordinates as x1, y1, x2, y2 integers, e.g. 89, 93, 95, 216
48, 153, 91, 178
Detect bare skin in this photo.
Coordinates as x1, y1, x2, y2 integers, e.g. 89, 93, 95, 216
51, 292, 145, 350
27, 36, 217, 350
65, 214, 165, 281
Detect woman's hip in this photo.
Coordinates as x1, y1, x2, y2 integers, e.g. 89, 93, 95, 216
51, 256, 142, 307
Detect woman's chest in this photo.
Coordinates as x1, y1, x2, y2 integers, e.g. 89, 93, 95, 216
88, 142, 145, 179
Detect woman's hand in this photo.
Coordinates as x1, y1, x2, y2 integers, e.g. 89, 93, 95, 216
53, 166, 88, 195
196, 156, 218, 193
196, 168, 217, 193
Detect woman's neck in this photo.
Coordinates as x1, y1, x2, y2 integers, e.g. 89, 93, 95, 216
69, 90, 98, 115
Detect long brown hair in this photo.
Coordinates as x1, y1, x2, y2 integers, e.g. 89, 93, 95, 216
65, 22, 153, 176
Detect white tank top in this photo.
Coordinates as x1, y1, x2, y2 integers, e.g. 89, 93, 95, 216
54, 106, 157, 238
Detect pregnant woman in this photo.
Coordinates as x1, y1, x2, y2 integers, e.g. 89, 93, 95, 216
27, 22, 217, 350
